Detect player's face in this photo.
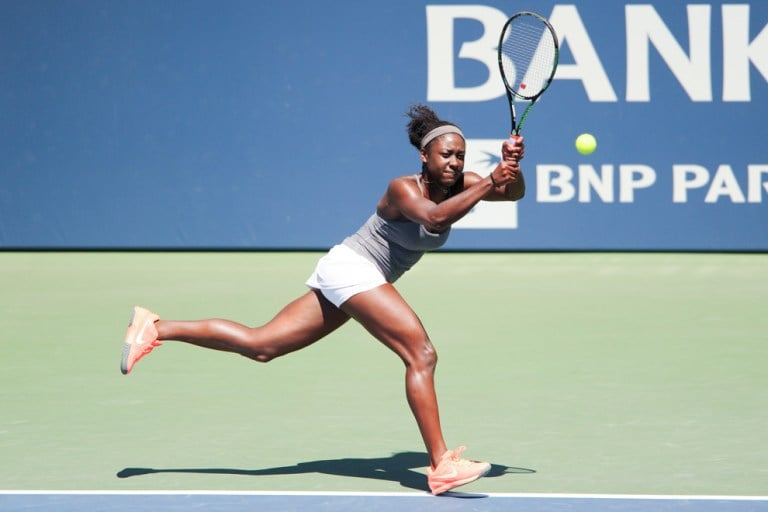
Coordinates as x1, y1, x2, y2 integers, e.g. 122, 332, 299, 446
420, 134, 465, 188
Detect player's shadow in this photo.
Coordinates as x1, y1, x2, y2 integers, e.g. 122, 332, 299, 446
117, 452, 535, 493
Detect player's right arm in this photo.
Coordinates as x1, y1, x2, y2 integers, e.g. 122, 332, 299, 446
378, 174, 497, 232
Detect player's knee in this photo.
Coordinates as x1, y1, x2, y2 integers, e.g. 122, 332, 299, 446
411, 340, 438, 373
251, 352, 274, 363
242, 341, 280, 363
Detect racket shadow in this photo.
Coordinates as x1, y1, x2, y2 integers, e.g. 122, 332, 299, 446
116, 452, 534, 493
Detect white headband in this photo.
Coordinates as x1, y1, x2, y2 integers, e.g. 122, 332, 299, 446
420, 125, 464, 149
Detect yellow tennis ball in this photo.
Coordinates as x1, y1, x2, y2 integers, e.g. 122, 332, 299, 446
575, 133, 597, 155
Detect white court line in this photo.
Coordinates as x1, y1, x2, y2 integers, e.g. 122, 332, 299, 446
1, 490, 767, 501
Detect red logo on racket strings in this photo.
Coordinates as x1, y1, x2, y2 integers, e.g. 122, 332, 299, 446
520, 83, 526, 89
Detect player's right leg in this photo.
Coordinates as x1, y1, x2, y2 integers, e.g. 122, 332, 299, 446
121, 290, 350, 374
339, 283, 490, 494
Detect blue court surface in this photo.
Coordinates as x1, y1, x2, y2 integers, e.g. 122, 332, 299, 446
2, 492, 767, 512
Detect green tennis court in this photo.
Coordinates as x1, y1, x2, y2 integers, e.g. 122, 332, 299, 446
1, 251, 766, 496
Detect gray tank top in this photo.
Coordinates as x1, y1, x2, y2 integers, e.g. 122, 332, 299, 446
342, 176, 451, 282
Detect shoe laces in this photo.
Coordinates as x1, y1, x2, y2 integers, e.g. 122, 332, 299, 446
437, 446, 477, 469
141, 338, 162, 354
447, 446, 466, 460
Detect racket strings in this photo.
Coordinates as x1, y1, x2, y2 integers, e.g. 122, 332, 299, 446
500, 17, 557, 98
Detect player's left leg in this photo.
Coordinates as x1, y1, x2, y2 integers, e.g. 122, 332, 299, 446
121, 290, 350, 374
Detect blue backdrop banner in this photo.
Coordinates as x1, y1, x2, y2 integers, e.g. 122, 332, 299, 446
1, 1, 766, 250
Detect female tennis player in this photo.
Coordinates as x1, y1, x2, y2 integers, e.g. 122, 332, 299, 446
120, 104, 525, 495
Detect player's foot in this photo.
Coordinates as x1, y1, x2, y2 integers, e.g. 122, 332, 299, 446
120, 306, 161, 375
427, 446, 491, 495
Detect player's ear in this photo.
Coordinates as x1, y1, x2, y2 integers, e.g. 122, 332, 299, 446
419, 148, 428, 163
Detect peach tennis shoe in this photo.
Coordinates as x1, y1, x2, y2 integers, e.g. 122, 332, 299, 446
427, 446, 491, 495
120, 306, 161, 375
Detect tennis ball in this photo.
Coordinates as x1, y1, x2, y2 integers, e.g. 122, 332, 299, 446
575, 133, 597, 155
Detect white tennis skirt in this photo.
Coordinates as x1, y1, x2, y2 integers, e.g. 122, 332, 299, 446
305, 244, 387, 308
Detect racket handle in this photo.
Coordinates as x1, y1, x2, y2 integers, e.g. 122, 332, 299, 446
508, 134, 522, 147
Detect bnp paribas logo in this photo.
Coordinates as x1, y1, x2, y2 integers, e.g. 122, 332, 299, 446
455, 139, 518, 229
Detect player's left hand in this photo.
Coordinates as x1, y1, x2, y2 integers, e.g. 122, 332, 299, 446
502, 138, 525, 162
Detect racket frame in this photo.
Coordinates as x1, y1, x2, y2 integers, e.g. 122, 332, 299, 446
497, 11, 560, 139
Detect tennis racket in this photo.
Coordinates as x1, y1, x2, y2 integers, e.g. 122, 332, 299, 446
497, 11, 559, 145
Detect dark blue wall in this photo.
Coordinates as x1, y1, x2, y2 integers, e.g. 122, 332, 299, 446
2, 1, 766, 250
